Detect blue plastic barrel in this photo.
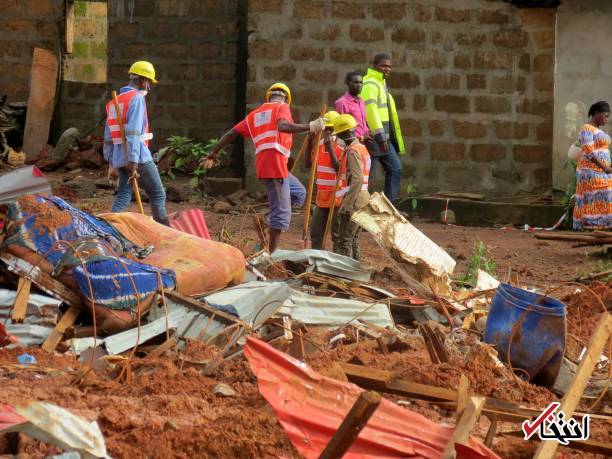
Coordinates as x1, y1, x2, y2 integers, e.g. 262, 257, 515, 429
484, 283, 566, 389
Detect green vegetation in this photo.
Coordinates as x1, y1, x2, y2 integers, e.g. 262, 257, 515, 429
459, 240, 497, 287
405, 181, 418, 211
157, 136, 226, 189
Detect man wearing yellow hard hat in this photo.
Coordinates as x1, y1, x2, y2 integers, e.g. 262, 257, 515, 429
331, 114, 371, 260
202, 82, 326, 252
304, 110, 345, 249
104, 60, 169, 225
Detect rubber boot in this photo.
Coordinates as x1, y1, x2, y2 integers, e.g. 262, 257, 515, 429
268, 229, 282, 253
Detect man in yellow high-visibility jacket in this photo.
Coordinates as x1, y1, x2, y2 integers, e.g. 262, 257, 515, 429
360, 53, 405, 204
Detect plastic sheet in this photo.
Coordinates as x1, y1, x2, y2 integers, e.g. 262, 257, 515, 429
244, 337, 499, 459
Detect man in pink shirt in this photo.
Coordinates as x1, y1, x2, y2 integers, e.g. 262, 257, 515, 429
334, 72, 369, 142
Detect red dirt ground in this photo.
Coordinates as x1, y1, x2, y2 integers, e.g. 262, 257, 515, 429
0, 172, 609, 458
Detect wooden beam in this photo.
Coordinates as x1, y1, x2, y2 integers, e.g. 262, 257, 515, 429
319, 391, 381, 459
441, 396, 486, 459
41, 304, 80, 353
484, 415, 497, 448
1, 253, 82, 307
341, 362, 457, 401
143, 337, 177, 360
289, 331, 305, 360
456, 374, 469, 420
533, 312, 612, 459
165, 290, 249, 329
11, 277, 32, 323
22, 48, 59, 161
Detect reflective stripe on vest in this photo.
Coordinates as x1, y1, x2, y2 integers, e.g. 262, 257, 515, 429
105, 89, 151, 147
245, 102, 292, 158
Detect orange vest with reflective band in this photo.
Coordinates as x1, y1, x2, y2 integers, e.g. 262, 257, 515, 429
105, 89, 152, 147
245, 102, 292, 159
315, 140, 346, 208
341, 141, 370, 193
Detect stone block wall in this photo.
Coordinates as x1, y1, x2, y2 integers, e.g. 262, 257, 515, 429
0, 0, 63, 101
246, 0, 556, 197
63, 0, 108, 83
60, 0, 243, 153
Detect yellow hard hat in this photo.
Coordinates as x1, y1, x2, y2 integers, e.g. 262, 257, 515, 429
128, 61, 158, 84
324, 110, 340, 127
266, 82, 292, 105
332, 114, 357, 135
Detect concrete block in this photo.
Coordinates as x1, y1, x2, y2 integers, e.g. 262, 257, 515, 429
330, 48, 366, 64
475, 96, 511, 114
412, 50, 447, 69
289, 45, 324, 61
349, 24, 384, 42
453, 121, 486, 139
513, 145, 550, 164
332, 1, 365, 19
431, 142, 465, 161
370, 2, 405, 20
435, 6, 472, 23
434, 96, 470, 114
470, 144, 507, 162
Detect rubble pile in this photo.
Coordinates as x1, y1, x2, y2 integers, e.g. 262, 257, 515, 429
0, 192, 610, 458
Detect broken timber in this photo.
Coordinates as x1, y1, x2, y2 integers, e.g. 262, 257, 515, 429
319, 391, 381, 459
11, 277, 32, 323
533, 312, 612, 459
339, 363, 605, 425
441, 396, 486, 459
1, 253, 82, 307
42, 304, 80, 353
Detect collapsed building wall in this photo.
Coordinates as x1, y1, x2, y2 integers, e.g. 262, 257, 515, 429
246, 0, 556, 197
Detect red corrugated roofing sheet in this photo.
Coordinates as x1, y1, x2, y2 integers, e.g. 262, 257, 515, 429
244, 337, 500, 459
169, 208, 211, 240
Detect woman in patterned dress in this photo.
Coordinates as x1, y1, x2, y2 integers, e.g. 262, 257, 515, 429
573, 101, 612, 230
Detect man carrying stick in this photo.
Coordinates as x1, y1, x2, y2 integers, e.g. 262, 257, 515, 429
331, 114, 371, 260
202, 83, 325, 252
305, 110, 346, 250
104, 61, 169, 225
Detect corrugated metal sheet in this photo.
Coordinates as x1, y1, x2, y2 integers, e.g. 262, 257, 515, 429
0, 288, 60, 346
280, 290, 393, 328
244, 338, 500, 459
267, 249, 372, 282
0, 166, 51, 204
169, 208, 211, 239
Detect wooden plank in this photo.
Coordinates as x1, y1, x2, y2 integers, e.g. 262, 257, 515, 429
534, 232, 612, 244
456, 374, 469, 420
22, 48, 58, 160
441, 396, 486, 459
319, 391, 381, 459
65, 1, 75, 54
341, 362, 457, 401
289, 331, 305, 360
1, 253, 82, 307
41, 304, 80, 353
165, 290, 250, 329
533, 312, 612, 459
484, 415, 497, 447
11, 277, 32, 323
144, 337, 177, 360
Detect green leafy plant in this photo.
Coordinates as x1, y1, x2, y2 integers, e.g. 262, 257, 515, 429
156, 136, 225, 188
405, 181, 418, 210
459, 240, 497, 287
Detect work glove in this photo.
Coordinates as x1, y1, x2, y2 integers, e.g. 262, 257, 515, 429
200, 155, 220, 170
309, 117, 326, 134
127, 162, 139, 184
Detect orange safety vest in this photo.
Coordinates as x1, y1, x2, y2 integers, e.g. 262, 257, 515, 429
315, 140, 346, 208
105, 89, 152, 147
245, 102, 292, 158
341, 140, 370, 193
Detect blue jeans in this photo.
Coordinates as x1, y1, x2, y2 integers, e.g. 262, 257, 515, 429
288, 173, 306, 208
112, 160, 168, 224
263, 178, 291, 231
370, 142, 402, 204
